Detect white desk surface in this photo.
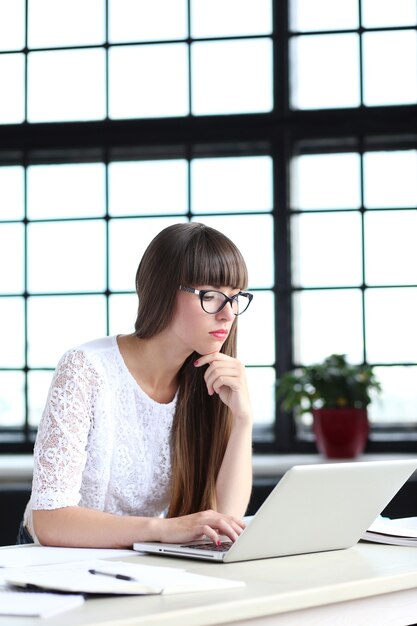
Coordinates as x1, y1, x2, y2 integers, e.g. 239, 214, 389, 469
2, 542, 417, 626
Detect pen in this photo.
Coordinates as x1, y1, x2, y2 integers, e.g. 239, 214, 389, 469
88, 568, 135, 581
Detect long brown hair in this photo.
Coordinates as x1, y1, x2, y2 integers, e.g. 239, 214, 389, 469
134, 223, 248, 516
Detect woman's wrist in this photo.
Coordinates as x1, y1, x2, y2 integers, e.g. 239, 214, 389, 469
231, 409, 253, 429
137, 515, 164, 542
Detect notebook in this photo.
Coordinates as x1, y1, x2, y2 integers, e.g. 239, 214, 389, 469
133, 459, 417, 563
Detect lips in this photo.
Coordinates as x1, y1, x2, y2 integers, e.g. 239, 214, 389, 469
209, 329, 229, 340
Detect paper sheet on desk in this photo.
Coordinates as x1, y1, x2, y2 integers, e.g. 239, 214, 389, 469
0, 544, 134, 568
4, 559, 245, 595
362, 516, 417, 546
0, 591, 84, 618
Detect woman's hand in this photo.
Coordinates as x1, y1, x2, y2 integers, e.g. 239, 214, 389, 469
194, 352, 252, 425
156, 510, 246, 545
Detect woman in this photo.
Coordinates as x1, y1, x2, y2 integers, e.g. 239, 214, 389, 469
20, 222, 254, 548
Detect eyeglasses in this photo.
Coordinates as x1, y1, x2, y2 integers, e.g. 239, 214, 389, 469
179, 286, 253, 316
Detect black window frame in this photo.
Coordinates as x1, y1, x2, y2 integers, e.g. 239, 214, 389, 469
0, 0, 416, 454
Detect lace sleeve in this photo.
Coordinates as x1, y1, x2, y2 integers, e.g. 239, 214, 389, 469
31, 349, 99, 510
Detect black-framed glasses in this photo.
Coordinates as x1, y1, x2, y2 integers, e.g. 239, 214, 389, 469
179, 286, 253, 316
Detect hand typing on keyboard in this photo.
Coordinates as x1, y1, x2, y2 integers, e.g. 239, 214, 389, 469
158, 510, 246, 546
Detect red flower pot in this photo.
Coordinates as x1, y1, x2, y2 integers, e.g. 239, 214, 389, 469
312, 408, 369, 459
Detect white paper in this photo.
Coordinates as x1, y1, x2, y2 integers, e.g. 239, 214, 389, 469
362, 516, 417, 546
0, 544, 134, 568
5, 559, 245, 596
86, 559, 245, 594
0, 591, 84, 617
368, 516, 417, 538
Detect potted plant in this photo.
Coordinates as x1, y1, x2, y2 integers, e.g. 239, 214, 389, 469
276, 354, 382, 458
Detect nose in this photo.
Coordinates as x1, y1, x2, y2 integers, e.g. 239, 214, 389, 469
216, 301, 235, 321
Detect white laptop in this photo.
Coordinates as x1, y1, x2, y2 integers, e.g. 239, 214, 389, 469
133, 459, 417, 563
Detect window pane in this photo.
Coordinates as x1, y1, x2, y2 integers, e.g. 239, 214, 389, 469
109, 160, 188, 216
0, 372, 25, 428
246, 367, 276, 427
191, 156, 273, 214
290, 0, 358, 31
292, 213, 362, 287
363, 31, 417, 106
291, 34, 360, 110
0, 223, 24, 293
0, 53, 25, 124
292, 153, 361, 210
362, 0, 417, 28
28, 163, 105, 220
195, 215, 274, 289
191, 0, 272, 38
363, 150, 417, 208
192, 39, 273, 115
238, 290, 275, 365
365, 211, 417, 285
28, 370, 54, 427
109, 44, 189, 119
28, 49, 106, 122
369, 366, 417, 424
28, 295, 107, 367
109, 216, 186, 291
365, 288, 417, 363
0, 298, 25, 367
0, 0, 25, 50
109, 0, 187, 43
108, 293, 138, 336
28, 220, 106, 293
28, 0, 105, 48
0, 166, 24, 219
293, 289, 363, 364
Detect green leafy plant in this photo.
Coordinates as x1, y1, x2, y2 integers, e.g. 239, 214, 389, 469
276, 354, 382, 415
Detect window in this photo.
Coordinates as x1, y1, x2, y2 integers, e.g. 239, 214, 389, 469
0, 0, 416, 452
291, 147, 417, 441
290, 0, 417, 109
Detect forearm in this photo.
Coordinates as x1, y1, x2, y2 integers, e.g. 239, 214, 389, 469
33, 505, 246, 548
215, 421, 253, 517
32, 506, 160, 548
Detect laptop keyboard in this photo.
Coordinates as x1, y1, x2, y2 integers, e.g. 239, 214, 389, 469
181, 541, 233, 552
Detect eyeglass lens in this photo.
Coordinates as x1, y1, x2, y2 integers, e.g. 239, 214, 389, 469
201, 291, 250, 315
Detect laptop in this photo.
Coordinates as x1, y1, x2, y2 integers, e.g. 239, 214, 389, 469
133, 459, 417, 563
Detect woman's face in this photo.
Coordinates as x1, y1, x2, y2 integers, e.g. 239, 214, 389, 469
168, 285, 237, 356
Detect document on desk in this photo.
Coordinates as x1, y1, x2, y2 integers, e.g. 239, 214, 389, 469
0, 544, 134, 568
362, 516, 417, 546
4, 559, 245, 595
0, 591, 84, 618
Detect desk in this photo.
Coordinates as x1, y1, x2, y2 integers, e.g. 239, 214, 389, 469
2, 543, 417, 626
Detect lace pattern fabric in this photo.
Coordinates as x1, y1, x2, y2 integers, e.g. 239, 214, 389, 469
25, 336, 176, 537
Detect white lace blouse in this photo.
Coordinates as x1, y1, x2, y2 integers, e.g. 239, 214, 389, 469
24, 336, 177, 542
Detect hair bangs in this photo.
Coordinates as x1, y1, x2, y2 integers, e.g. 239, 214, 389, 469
180, 230, 248, 290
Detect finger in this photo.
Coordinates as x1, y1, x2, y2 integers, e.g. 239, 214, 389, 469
229, 519, 246, 534
205, 367, 239, 395
209, 376, 242, 395
200, 524, 221, 545
204, 364, 238, 384
197, 513, 245, 544
203, 360, 241, 380
212, 516, 244, 541
216, 520, 246, 538
214, 519, 240, 542
211, 376, 242, 396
